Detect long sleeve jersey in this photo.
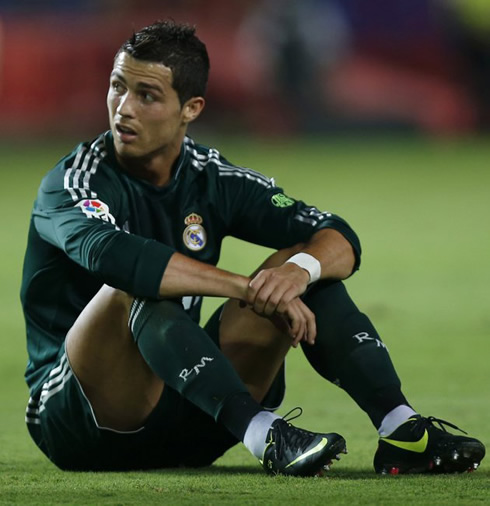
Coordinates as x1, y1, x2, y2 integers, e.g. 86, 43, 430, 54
20, 131, 361, 396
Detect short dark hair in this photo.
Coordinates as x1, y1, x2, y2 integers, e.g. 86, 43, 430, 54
117, 20, 210, 105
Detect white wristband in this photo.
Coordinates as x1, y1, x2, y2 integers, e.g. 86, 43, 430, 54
286, 252, 321, 284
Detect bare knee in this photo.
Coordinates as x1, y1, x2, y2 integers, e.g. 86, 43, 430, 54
66, 285, 162, 431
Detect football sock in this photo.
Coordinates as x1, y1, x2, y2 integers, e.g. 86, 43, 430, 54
378, 405, 417, 437
129, 298, 263, 441
302, 281, 411, 428
243, 411, 281, 459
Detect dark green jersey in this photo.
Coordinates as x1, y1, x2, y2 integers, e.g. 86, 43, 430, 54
21, 131, 361, 396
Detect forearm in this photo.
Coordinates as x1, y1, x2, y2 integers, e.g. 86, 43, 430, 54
159, 251, 250, 300
253, 228, 356, 282
299, 228, 356, 281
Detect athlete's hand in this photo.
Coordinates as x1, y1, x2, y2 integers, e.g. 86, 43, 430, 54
246, 263, 309, 315
245, 263, 316, 346
268, 297, 317, 347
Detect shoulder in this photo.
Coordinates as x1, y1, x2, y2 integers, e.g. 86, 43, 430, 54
182, 136, 274, 189
40, 133, 114, 196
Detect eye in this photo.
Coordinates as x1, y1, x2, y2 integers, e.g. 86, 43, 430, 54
111, 81, 125, 94
141, 92, 155, 103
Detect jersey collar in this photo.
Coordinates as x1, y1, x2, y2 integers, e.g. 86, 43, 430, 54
104, 130, 188, 191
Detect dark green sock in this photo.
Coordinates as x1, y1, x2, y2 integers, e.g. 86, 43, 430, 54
302, 281, 410, 428
130, 298, 262, 440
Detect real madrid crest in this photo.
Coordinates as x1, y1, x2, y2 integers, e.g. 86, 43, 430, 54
183, 213, 207, 251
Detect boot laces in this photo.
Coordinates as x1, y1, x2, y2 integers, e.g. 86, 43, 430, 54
283, 406, 303, 424
274, 407, 315, 457
415, 416, 468, 435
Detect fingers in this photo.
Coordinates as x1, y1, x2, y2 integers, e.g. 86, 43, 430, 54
265, 298, 317, 348
286, 299, 317, 347
246, 264, 316, 347
247, 270, 273, 314
247, 265, 309, 316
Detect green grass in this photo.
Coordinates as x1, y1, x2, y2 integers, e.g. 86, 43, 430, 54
1, 134, 489, 504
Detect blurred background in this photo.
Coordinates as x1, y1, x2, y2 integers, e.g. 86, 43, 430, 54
1, 1, 490, 489
1, 0, 490, 138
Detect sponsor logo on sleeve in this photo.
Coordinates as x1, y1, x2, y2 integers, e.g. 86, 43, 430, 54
76, 199, 116, 225
271, 193, 295, 208
183, 213, 207, 251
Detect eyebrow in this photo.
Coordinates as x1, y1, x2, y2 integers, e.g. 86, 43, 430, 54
110, 71, 164, 94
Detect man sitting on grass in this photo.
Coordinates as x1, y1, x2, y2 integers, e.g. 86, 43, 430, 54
21, 20, 485, 475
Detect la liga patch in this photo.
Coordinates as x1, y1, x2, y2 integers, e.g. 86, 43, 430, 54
76, 199, 116, 224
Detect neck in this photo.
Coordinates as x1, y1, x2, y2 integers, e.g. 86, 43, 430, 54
116, 140, 183, 187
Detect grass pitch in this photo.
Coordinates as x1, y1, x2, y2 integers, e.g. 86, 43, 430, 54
0, 134, 489, 504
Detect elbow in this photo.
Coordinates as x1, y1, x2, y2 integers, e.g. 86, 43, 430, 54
322, 227, 361, 279
343, 229, 361, 276
335, 233, 360, 280
342, 245, 358, 279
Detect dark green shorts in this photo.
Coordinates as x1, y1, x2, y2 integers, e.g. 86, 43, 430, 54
25, 305, 285, 471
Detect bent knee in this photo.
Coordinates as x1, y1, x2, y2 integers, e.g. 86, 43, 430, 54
99, 284, 134, 307
67, 285, 136, 350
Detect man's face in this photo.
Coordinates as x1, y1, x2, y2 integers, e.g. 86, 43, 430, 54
107, 52, 186, 161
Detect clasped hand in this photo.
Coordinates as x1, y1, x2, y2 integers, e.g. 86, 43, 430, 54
245, 263, 317, 347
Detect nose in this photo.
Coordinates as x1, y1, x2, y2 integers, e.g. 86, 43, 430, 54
117, 91, 135, 117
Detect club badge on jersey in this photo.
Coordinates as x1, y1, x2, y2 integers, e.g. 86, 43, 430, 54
183, 213, 207, 251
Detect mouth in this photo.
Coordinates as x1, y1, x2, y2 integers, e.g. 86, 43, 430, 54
115, 122, 138, 142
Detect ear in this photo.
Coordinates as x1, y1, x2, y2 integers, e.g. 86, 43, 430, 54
182, 97, 205, 124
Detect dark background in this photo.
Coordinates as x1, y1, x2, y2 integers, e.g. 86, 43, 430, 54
1, 0, 489, 138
